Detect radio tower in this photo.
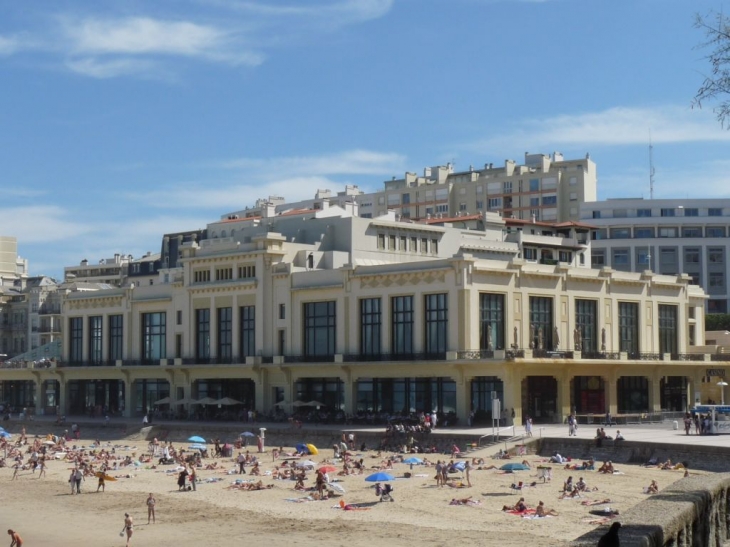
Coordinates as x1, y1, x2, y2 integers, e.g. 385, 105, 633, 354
649, 134, 655, 200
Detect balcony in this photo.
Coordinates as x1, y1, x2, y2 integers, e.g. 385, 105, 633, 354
38, 325, 61, 333
532, 349, 574, 359
580, 351, 621, 360
57, 360, 116, 368
343, 352, 447, 363
456, 350, 495, 360
181, 356, 238, 365
627, 352, 664, 361
38, 306, 61, 315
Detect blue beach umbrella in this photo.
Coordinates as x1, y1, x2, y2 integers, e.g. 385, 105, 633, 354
452, 461, 467, 472
403, 457, 423, 465
365, 472, 394, 482
188, 444, 207, 450
0, 432, 12, 438
187, 435, 206, 443
240, 432, 256, 437
295, 443, 310, 454
500, 462, 529, 472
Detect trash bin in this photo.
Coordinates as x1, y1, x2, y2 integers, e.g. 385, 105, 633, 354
673, 420, 678, 430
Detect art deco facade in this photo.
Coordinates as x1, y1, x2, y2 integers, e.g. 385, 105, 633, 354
0, 205, 714, 423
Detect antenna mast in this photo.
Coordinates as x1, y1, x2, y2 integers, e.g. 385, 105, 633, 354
649, 133, 655, 200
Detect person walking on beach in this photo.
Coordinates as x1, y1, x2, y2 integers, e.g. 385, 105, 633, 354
37, 457, 46, 479
7, 529, 22, 547
146, 493, 156, 524
237, 452, 246, 474
122, 513, 133, 546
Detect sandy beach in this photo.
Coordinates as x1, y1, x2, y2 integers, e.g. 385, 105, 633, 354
0, 428, 700, 547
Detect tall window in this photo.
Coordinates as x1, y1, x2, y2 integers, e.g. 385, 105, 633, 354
529, 296, 553, 349
109, 315, 123, 361
303, 301, 336, 356
479, 293, 504, 350
575, 299, 597, 353
69, 317, 83, 362
195, 309, 210, 360
360, 298, 381, 355
141, 312, 166, 361
240, 306, 255, 358
618, 302, 639, 353
658, 305, 678, 354
424, 293, 448, 354
88, 316, 102, 364
391, 296, 414, 355
217, 307, 232, 361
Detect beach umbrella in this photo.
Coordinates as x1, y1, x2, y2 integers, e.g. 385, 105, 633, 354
295, 443, 309, 454
500, 462, 529, 472
452, 461, 467, 472
306, 443, 319, 455
188, 444, 207, 450
292, 400, 308, 407
215, 397, 242, 405
153, 396, 171, 405
42, 440, 56, 446
188, 435, 206, 443
0, 432, 11, 438
192, 397, 218, 405
240, 432, 256, 437
318, 465, 337, 474
295, 460, 316, 469
403, 457, 423, 465
365, 472, 394, 482
327, 482, 346, 494
174, 397, 198, 405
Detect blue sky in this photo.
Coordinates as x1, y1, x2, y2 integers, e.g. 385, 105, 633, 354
1, 0, 730, 278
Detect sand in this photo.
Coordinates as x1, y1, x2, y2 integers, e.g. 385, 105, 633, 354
1, 434, 697, 547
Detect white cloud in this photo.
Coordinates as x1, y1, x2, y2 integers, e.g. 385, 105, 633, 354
65, 57, 159, 79
0, 206, 92, 243
0, 35, 19, 56
470, 105, 730, 155
209, 0, 393, 25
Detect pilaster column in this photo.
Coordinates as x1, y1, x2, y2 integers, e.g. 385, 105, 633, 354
649, 369, 662, 413
557, 371, 571, 424
503, 366, 523, 426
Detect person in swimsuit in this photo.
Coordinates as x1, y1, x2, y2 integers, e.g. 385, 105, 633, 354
123, 513, 133, 546
146, 493, 156, 524
7, 530, 22, 547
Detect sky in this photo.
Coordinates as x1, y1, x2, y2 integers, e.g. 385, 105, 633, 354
1, 0, 730, 279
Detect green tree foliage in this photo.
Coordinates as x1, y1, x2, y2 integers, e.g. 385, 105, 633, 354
706, 313, 730, 331
693, 11, 730, 128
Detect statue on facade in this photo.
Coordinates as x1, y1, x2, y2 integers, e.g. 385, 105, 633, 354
538, 326, 544, 350
513, 326, 518, 349
601, 327, 607, 352
486, 324, 494, 351
574, 327, 582, 351
529, 324, 535, 349
553, 326, 560, 351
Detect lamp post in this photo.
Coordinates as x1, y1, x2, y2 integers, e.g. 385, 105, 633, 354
718, 381, 728, 406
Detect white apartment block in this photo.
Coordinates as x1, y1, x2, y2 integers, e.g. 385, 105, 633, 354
64, 254, 133, 287
222, 152, 596, 224
581, 198, 730, 313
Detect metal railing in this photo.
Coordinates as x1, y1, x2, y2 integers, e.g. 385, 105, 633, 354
580, 351, 621, 360
533, 349, 574, 359
711, 354, 730, 361
506, 349, 525, 359
456, 350, 495, 360
627, 352, 663, 361
671, 353, 706, 362
342, 352, 447, 362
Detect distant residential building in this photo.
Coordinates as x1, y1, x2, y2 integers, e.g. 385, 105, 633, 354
582, 198, 730, 313
64, 254, 132, 286
0, 236, 28, 286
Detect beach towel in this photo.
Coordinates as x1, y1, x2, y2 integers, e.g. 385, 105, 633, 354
508, 508, 535, 516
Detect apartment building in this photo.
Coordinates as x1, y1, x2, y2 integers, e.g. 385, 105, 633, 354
221, 152, 596, 225
64, 254, 133, 286
0, 205, 712, 421
582, 198, 730, 313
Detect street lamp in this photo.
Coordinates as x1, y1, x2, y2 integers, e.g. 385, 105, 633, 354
718, 381, 728, 405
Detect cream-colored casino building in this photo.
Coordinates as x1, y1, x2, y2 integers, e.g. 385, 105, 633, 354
2, 204, 715, 424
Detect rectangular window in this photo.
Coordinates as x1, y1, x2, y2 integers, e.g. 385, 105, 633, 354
88, 316, 102, 365
542, 195, 557, 206
503, 181, 512, 194
391, 295, 414, 355
377, 234, 385, 250
109, 315, 123, 361
424, 293, 448, 354
612, 249, 629, 266
569, 176, 577, 185
682, 227, 703, 238
389, 235, 396, 250
637, 209, 652, 217
240, 306, 255, 358
410, 237, 418, 252
421, 238, 428, 254
430, 238, 438, 254
658, 304, 678, 354
660, 208, 676, 217
660, 248, 677, 265
613, 209, 628, 218
141, 312, 166, 361
176, 310, 182, 325
637, 249, 651, 267
618, 302, 639, 353
303, 301, 336, 356
215, 267, 233, 281
479, 293, 504, 350
709, 208, 723, 217
217, 307, 232, 361
569, 192, 578, 201
360, 298, 381, 356
476, 200, 484, 209
69, 317, 83, 362
529, 178, 539, 191
710, 272, 725, 288
435, 204, 448, 213
610, 228, 631, 239
238, 265, 256, 278
707, 226, 726, 238
523, 248, 537, 261
659, 227, 677, 238
399, 236, 407, 251
402, 193, 410, 205
592, 211, 601, 219
195, 309, 210, 360
193, 269, 210, 283
684, 208, 699, 217
592, 250, 605, 267
529, 197, 540, 207
709, 248, 725, 263
529, 296, 553, 349
279, 304, 285, 320
559, 250, 572, 263
575, 299, 597, 353
634, 227, 655, 238
459, 203, 467, 211
685, 248, 700, 264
